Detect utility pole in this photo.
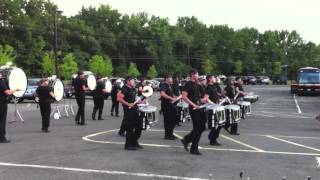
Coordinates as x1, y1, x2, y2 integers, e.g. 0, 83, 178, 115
54, 9, 63, 78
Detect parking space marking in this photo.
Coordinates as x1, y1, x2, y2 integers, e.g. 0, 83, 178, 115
247, 134, 320, 140
220, 135, 265, 152
316, 157, 320, 168
258, 111, 312, 119
266, 135, 320, 152
83, 130, 320, 156
251, 113, 274, 118
293, 94, 302, 114
0, 162, 207, 180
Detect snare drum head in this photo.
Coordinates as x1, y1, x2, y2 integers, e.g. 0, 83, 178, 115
87, 75, 96, 91
206, 104, 224, 111
53, 80, 64, 101
8, 68, 27, 97
139, 105, 157, 113
225, 104, 240, 110
238, 101, 251, 106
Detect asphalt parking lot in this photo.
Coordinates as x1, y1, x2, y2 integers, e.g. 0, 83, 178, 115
0, 85, 319, 180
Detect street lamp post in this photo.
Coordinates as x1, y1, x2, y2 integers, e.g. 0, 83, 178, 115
54, 9, 63, 78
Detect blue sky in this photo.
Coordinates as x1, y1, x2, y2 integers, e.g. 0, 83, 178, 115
51, 0, 320, 44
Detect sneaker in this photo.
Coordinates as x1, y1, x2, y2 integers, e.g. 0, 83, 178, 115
181, 139, 189, 152
98, 118, 104, 120
118, 131, 125, 137
0, 139, 11, 143
210, 141, 221, 146
125, 146, 138, 150
190, 150, 202, 155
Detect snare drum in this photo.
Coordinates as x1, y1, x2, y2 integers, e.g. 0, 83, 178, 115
206, 104, 226, 129
237, 101, 251, 118
0, 67, 27, 98
224, 105, 241, 124
138, 105, 157, 130
49, 79, 64, 102
243, 94, 259, 103
176, 101, 190, 123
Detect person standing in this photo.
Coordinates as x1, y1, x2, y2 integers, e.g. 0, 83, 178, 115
35, 78, 56, 132
72, 71, 90, 125
117, 76, 143, 150
0, 74, 19, 143
160, 74, 178, 140
224, 79, 240, 135
110, 79, 120, 117
92, 76, 108, 120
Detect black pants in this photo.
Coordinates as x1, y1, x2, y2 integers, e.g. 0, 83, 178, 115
207, 111, 221, 143
119, 116, 127, 134
92, 97, 104, 119
162, 104, 176, 137
111, 98, 119, 115
124, 108, 142, 148
75, 95, 85, 124
0, 101, 8, 141
224, 121, 238, 134
39, 102, 51, 130
183, 109, 206, 152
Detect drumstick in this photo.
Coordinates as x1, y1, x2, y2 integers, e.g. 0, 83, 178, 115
171, 95, 182, 104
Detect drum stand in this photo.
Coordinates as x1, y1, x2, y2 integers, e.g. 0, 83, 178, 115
50, 103, 62, 119
9, 97, 24, 123
63, 98, 75, 117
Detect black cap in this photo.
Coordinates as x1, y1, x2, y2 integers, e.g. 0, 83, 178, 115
125, 76, 133, 82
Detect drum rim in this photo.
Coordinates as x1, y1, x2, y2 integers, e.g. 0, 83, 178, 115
8, 67, 28, 98
51, 79, 64, 102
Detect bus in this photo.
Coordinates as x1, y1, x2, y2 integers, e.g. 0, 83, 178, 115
291, 67, 320, 95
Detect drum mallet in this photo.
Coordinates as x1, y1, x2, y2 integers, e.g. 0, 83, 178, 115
307, 176, 311, 180
208, 173, 213, 180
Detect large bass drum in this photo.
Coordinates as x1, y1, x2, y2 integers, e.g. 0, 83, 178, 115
49, 79, 64, 102
0, 67, 27, 98
85, 74, 97, 91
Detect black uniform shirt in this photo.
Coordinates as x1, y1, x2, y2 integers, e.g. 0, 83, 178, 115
206, 84, 220, 103
93, 81, 105, 98
172, 81, 180, 97
111, 85, 119, 99
224, 85, 235, 99
214, 83, 222, 94
234, 83, 244, 98
137, 83, 144, 96
0, 79, 9, 101
36, 86, 52, 103
160, 82, 174, 105
73, 77, 85, 96
121, 85, 137, 109
183, 81, 202, 105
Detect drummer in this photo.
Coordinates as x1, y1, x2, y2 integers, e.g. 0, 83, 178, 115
35, 78, 56, 133
180, 69, 208, 155
234, 77, 247, 100
117, 76, 143, 150
72, 71, 90, 125
206, 75, 222, 145
223, 79, 240, 135
92, 76, 109, 120
160, 74, 178, 140
0, 73, 20, 143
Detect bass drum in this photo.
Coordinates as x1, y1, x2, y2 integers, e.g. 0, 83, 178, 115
49, 79, 64, 102
0, 67, 27, 98
85, 74, 97, 91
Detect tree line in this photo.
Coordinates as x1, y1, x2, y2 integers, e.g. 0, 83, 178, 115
1, 0, 319, 80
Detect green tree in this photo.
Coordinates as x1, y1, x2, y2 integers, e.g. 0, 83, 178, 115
273, 61, 282, 76
147, 65, 158, 79
0, 45, 15, 66
202, 58, 214, 75
89, 55, 113, 77
127, 62, 140, 78
60, 53, 78, 80
41, 52, 55, 76
234, 60, 243, 75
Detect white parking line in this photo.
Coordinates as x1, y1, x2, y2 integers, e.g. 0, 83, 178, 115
0, 162, 207, 180
266, 135, 320, 152
220, 135, 265, 152
293, 94, 302, 114
316, 157, 320, 168
251, 113, 274, 118
259, 111, 312, 119
83, 130, 320, 156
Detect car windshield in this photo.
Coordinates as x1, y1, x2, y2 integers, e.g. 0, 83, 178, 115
298, 72, 320, 84
28, 79, 40, 86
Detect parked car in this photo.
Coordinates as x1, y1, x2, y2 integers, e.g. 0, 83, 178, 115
247, 76, 257, 85
256, 76, 270, 85
19, 78, 41, 102
64, 83, 75, 98
273, 75, 287, 85
217, 75, 227, 83
241, 76, 250, 85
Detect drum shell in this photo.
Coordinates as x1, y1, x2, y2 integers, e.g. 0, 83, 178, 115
225, 105, 241, 124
